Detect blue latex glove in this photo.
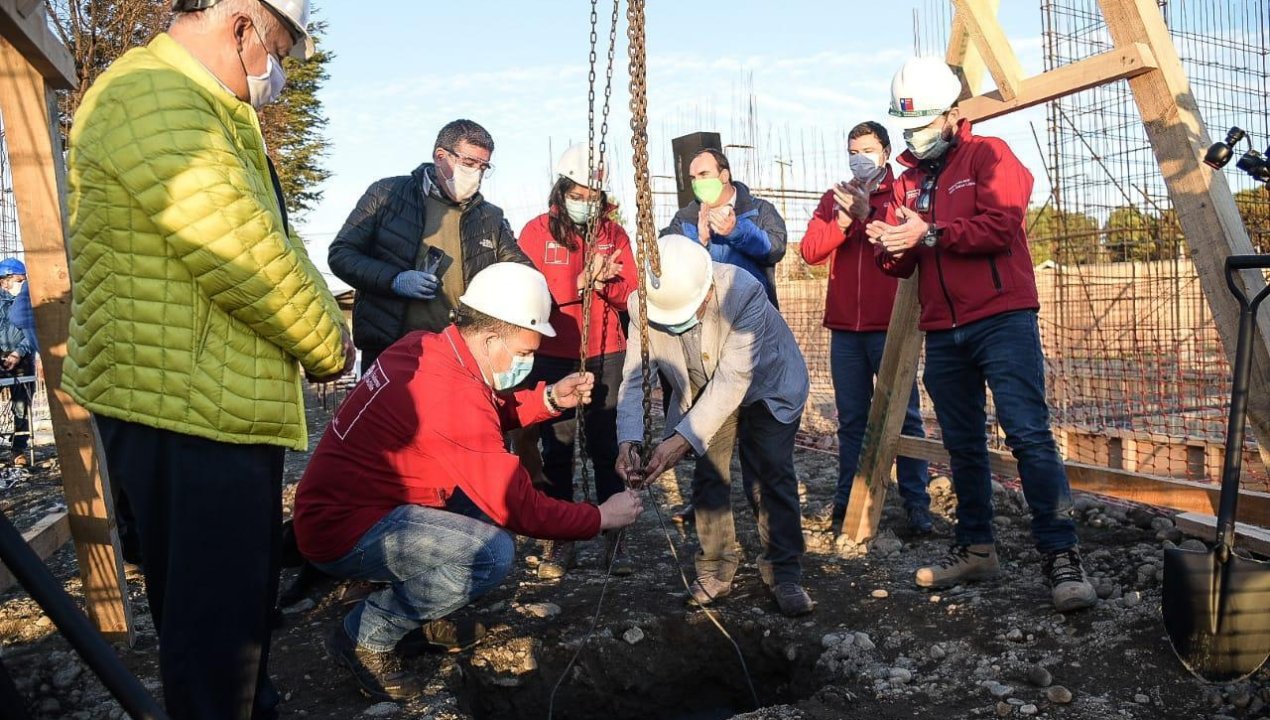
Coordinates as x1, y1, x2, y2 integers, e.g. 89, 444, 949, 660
392, 270, 439, 300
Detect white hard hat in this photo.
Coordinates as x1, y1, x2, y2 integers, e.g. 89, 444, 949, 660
555, 143, 611, 192
459, 263, 557, 337
171, 0, 314, 60
888, 57, 964, 130
646, 235, 714, 326
260, 0, 314, 60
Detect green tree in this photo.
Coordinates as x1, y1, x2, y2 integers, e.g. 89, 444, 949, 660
1027, 204, 1101, 265
1235, 187, 1270, 253
1105, 205, 1154, 262
47, 1, 331, 222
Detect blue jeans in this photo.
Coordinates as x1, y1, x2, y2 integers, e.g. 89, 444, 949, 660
313, 505, 515, 652
830, 330, 930, 511
922, 310, 1077, 553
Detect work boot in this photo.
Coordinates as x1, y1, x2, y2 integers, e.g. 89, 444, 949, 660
325, 625, 425, 701
604, 530, 634, 576
397, 616, 488, 655
11, 453, 27, 468
772, 582, 816, 617
1043, 547, 1098, 613
673, 503, 696, 526
537, 541, 576, 580
687, 574, 733, 606
907, 506, 934, 536
914, 544, 1000, 589
830, 504, 846, 537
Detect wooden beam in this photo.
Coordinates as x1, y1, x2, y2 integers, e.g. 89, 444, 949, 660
952, 0, 1022, 100
960, 43, 1159, 123
0, 36, 133, 643
0, 0, 76, 89
1096, 0, 1270, 472
0, 511, 71, 593
945, 2, 994, 100
895, 435, 1270, 529
842, 276, 924, 543
1174, 513, 1270, 557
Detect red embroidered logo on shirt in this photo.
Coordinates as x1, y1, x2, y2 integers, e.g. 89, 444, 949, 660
544, 241, 570, 266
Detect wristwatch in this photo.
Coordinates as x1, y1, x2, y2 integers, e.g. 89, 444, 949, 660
922, 224, 943, 248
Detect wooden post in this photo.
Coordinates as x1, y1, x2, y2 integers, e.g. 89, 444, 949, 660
952, 0, 1022, 100
0, 35, 133, 642
842, 277, 923, 542
1095, 0, 1270, 469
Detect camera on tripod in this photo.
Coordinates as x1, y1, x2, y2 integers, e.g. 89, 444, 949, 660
1205, 127, 1270, 186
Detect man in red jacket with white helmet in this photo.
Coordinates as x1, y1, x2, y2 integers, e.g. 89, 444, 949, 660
294, 263, 644, 700
801, 121, 932, 538
867, 57, 1096, 613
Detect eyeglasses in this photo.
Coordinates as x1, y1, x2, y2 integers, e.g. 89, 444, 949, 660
915, 174, 936, 214
445, 148, 494, 176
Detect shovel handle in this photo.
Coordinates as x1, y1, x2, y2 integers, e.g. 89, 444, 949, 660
1217, 255, 1270, 551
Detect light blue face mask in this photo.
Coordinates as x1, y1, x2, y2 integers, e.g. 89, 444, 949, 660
662, 315, 700, 335
491, 338, 534, 390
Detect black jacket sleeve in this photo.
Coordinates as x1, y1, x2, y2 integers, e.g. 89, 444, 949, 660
755, 197, 788, 266
495, 215, 532, 266
329, 179, 406, 296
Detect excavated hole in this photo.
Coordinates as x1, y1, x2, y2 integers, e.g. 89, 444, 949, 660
458, 611, 817, 720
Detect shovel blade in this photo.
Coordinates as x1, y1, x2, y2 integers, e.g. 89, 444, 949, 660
1163, 547, 1270, 682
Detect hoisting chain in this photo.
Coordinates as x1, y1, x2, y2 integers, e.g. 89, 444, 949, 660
573, 0, 620, 502
627, 0, 661, 469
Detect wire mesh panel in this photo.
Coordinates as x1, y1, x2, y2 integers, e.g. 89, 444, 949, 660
1040, 0, 1270, 489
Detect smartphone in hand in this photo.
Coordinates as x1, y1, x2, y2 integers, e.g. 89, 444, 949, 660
422, 247, 445, 276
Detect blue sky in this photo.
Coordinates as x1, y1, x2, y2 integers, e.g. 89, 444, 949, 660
299, 2, 1051, 291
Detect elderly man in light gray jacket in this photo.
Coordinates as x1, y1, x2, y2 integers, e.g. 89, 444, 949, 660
616, 234, 813, 617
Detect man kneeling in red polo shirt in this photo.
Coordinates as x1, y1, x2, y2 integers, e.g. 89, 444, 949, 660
294, 263, 644, 701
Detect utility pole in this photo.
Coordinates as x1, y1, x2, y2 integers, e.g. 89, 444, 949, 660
774, 156, 793, 220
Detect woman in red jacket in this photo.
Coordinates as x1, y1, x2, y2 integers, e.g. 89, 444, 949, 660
518, 144, 638, 579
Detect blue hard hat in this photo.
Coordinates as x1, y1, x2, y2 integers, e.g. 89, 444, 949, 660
0, 258, 25, 277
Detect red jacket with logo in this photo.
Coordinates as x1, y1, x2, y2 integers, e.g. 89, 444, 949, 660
801, 167, 902, 332
876, 121, 1040, 331
519, 211, 636, 360
293, 326, 602, 563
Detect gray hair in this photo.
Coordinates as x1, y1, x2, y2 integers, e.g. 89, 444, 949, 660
170, 0, 283, 38
434, 119, 495, 154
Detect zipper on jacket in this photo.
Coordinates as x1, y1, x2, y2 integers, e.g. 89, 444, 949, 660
854, 241, 863, 330
989, 256, 1003, 292
925, 168, 958, 327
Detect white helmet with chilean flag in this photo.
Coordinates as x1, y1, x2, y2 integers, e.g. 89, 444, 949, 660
888, 57, 964, 130
172, 0, 315, 60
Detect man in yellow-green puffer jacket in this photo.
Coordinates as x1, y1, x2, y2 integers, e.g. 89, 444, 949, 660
63, 1, 352, 718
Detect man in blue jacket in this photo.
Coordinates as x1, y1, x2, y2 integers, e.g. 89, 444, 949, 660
660, 149, 786, 307
0, 258, 33, 467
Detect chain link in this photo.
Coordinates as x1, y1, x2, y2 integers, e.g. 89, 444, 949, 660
573, 0, 621, 502
627, 0, 660, 467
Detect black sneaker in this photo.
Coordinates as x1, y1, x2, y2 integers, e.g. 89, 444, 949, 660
1043, 547, 1097, 613
907, 506, 934, 536
396, 616, 488, 655
830, 504, 846, 537
325, 625, 426, 701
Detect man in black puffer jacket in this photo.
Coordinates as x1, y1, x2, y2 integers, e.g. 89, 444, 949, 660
330, 119, 531, 371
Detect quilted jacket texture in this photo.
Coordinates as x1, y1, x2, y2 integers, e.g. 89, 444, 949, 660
64, 34, 347, 450
328, 164, 530, 353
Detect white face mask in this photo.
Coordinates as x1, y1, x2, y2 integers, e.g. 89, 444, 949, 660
905, 123, 952, 160
241, 27, 286, 109
564, 198, 598, 224
849, 152, 885, 185
445, 162, 483, 203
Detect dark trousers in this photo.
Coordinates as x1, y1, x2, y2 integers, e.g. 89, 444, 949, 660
8, 378, 31, 454
923, 310, 1078, 553
693, 402, 804, 586
830, 330, 930, 511
530, 354, 624, 504
96, 416, 285, 720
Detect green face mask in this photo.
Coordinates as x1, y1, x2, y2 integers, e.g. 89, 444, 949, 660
692, 178, 725, 205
